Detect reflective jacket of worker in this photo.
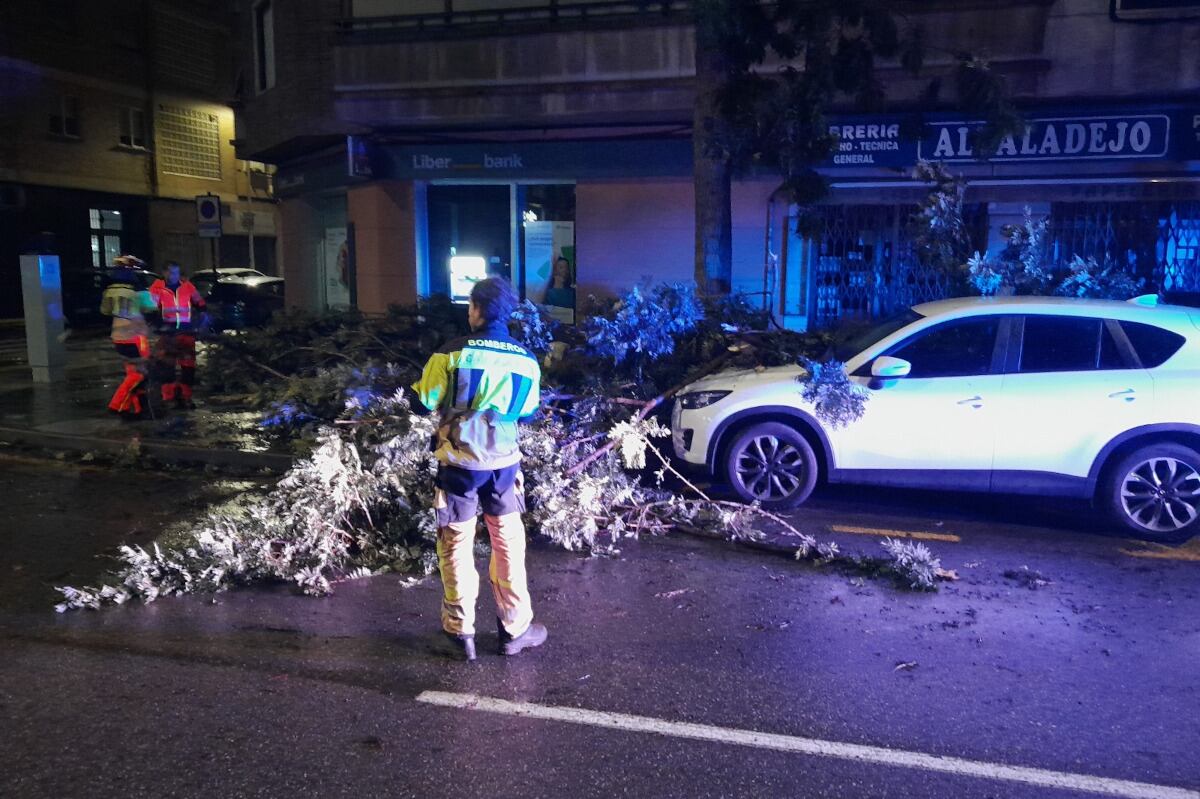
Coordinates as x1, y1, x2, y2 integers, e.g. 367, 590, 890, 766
149, 265, 205, 330
149, 263, 206, 408
100, 255, 158, 417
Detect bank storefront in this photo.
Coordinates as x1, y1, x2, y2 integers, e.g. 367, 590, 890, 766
275, 101, 1200, 329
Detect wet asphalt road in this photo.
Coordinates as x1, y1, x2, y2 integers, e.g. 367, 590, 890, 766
1, 454, 1198, 799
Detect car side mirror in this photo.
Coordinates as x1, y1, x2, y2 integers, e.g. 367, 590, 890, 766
871, 356, 912, 379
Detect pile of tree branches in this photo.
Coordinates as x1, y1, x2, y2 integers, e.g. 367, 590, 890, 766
56, 284, 947, 612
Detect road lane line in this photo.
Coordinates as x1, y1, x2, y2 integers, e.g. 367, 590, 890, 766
416, 691, 1197, 799
1120, 537, 1200, 562
830, 524, 961, 543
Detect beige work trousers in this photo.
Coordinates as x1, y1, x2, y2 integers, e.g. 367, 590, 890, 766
436, 512, 534, 638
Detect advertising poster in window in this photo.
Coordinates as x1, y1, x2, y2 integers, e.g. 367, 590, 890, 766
525, 221, 575, 325
323, 227, 351, 310
524, 220, 554, 303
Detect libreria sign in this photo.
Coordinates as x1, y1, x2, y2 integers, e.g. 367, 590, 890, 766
921, 114, 1170, 162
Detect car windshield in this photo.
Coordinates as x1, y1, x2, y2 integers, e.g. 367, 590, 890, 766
831, 309, 923, 362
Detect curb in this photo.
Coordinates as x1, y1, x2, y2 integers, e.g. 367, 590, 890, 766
0, 425, 294, 473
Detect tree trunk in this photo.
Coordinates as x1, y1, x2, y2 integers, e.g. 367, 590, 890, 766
692, 22, 733, 296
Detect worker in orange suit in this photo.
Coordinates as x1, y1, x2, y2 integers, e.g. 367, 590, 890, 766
101, 255, 159, 418
149, 262, 206, 410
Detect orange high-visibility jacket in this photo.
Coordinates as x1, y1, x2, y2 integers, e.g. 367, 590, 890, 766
149, 279, 205, 329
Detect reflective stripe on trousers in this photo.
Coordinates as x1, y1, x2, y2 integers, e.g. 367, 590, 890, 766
436, 512, 533, 638
108, 337, 148, 414
154, 333, 196, 401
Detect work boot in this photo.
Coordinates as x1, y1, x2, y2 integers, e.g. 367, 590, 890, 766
498, 620, 547, 656
440, 631, 476, 662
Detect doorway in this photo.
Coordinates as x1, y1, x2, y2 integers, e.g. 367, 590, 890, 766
426, 184, 512, 301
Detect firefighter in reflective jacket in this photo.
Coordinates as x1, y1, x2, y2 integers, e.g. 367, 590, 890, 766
101, 255, 158, 418
149, 262, 206, 409
411, 277, 546, 662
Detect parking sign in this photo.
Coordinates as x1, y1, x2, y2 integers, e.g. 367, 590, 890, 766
196, 195, 222, 238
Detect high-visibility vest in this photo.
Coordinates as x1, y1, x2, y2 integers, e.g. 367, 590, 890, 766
101, 282, 156, 344
150, 280, 205, 328
412, 321, 542, 471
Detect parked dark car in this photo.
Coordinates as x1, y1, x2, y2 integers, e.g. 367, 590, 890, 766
106, 266, 159, 289
191, 268, 268, 297
205, 275, 285, 330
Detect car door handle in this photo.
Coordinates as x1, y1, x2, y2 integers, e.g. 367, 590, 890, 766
1108, 388, 1136, 402
957, 395, 983, 408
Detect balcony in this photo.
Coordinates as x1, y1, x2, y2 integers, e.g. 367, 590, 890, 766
337, 1, 692, 42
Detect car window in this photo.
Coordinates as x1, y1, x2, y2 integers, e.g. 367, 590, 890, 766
1020, 316, 1104, 373
1119, 320, 1186, 368
1098, 323, 1126, 370
832, 309, 923, 362
885, 317, 1000, 378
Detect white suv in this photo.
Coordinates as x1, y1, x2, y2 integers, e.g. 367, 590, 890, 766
672, 297, 1200, 542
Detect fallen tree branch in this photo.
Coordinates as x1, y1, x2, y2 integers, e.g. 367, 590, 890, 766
247, 356, 289, 381
566, 353, 730, 476
288, 346, 356, 363
364, 332, 427, 371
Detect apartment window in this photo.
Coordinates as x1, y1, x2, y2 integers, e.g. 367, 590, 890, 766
118, 107, 147, 149
253, 1, 276, 93
49, 96, 81, 138
89, 209, 123, 268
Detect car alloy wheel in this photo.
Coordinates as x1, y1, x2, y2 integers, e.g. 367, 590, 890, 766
1119, 456, 1200, 534
737, 435, 807, 500
723, 421, 818, 510
1105, 442, 1200, 543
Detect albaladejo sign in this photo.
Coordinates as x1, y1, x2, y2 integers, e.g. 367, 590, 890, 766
919, 114, 1171, 162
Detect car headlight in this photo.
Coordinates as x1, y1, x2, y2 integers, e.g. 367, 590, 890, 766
678, 390, 730, 409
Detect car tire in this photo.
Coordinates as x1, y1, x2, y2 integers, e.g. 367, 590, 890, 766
722, 422, 818, 511
1103, 443, 1200, 543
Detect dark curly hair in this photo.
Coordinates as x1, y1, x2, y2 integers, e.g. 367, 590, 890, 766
469, 277, 518, 324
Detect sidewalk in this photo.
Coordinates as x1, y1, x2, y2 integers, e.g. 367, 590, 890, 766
0, 326, 292, 472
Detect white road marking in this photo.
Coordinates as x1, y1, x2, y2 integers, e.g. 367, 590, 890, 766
416, 691, 1198, 799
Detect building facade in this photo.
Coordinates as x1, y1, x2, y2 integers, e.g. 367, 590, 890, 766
232, 0, 1200, 328
0, 0, 278, 323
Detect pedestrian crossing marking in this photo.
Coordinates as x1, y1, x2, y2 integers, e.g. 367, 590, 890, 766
830, 524, 961, 543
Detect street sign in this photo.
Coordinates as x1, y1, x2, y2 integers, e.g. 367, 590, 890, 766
196, 195, 222, 238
